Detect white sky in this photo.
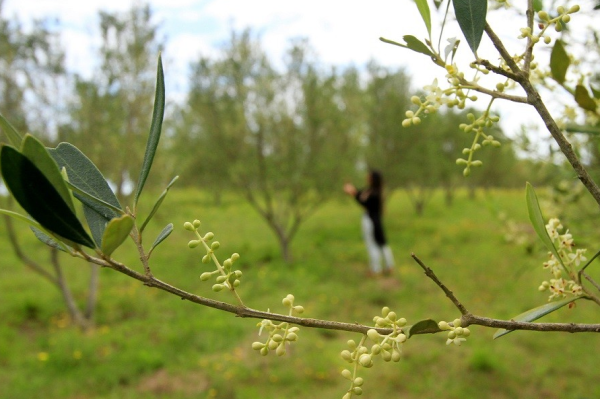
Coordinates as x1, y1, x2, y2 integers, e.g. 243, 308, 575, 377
3, 0, 597, 139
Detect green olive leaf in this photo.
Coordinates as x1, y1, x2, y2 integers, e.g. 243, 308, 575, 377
403, 319, 442, 338
0, 145, 95, 248
493, 296, 582, 339
574, 85, 598, 112
148, 223, 174, 257
134, 54, 165, 206
414, 0, 432, 37
452, 0, 487, 55
21, 134, 75, 213
101, 214, 134, 258
0, 112, 23, 147
140, 176, 178, 233
550, 40, 569, 84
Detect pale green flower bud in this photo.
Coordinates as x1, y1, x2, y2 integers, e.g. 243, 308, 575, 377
387, 311, 397, 321
233, 279, 241, 287
252, 342, 264, 350
211, 241, 220, 250
371, 344, 382, 355
473, 144, 481, 151
557, 5, 565, 14
260, 347, 269, 356
188, 240, 201, 248
289, 327, 300, 333
438, 321, 451, 330
268, 340, 279, 350
496, 82, 505, 92
453, 318, 462, 328
223, 259, 232, 268
347, 340, 357, 350
231, 253, 240, 261
184, 222, 194, 231
538, 10, 549, 20
375, 318, 388, 327
381, 306, 390, 316
341, 369, 352, 380
216, 275, 227, 283
492, 140, 501, 147
396, 333, 407, 343
204, 232, 214, 241
343, 393, 351, 399
367, 329, 380, 341
381, 350, 392, 362
200, 272, 212, 281
212, 284, 225, 292
276, 343, 286, 356
471, 160, 483, 167
412, 117, 421, 125
544, 35, 551, 44
463, 167, 471, 177
561, 14, 570, 23
555, 23, 563, 32
282, 297, 292, 307
272, 334, 283, 342
358, 354, 373, 367
193, 219, 201, 228
462, 328, 471, 337
569, 5, 580, 13
448, 330, 457, 339
234, 270, 243, 278
402, 119, 412, 128
392, 349, 401, 362
455, 327, 464, 335
293, 305, 304, 314
286, 332, 298, 342
411, 96, 421, 105
202, 254, 211, 264
397, 318, 407, 326
353, 377, 364, 386
341, 350, 353, 362
357, 346, 368, 355
352, 387, 363, 395
405, 110, 414, 118
456, 159, 468, 166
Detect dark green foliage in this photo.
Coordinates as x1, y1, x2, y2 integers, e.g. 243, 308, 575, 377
0, 145, 94, 248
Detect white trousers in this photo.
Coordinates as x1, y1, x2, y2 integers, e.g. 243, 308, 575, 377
361, 214, 394, 273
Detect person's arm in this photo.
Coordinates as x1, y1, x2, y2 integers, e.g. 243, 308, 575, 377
343, 183, 357, 197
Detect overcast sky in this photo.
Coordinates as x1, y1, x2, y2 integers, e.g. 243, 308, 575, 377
4, 0, 596, 138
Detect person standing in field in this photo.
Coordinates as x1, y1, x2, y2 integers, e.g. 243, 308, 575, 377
343, 169, 394, 276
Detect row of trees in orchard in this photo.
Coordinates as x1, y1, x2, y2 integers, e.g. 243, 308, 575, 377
0, 3, 552, 262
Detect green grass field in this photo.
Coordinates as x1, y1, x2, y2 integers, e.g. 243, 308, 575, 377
1, 187, 599, 399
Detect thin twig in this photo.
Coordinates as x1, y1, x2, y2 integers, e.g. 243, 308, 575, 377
411, 253, 469, 315
523, 0, 535, 74
412, 253, 600, 334
473, 60, 521, 82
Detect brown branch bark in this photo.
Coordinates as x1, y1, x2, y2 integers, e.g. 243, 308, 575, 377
78, 250, 600, 336
412, 254, 600, 334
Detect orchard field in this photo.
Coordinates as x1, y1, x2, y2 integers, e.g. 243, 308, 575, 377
1, 187, 599, 399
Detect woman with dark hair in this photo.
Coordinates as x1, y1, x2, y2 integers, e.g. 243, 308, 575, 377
344, 170, 394, 276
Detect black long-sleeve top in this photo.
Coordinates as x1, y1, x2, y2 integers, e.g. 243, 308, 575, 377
355, 189, 387, 246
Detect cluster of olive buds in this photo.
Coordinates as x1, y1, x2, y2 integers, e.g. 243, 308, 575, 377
538, 218, 586, 301
184, 219, 243, 292
455, 112, 502, 176
438, 318, 471, 346
252, 294, 303, 356
340, 307, 407, 398
518, 4, 580, 45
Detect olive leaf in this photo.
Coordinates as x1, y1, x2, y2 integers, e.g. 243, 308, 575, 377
0, 145, 95, 248
452, 0, 487, 54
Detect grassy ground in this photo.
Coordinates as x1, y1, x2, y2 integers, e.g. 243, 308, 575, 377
1, 187, 599, 399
